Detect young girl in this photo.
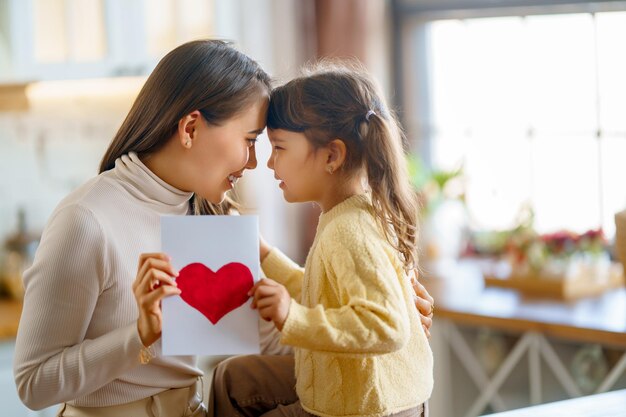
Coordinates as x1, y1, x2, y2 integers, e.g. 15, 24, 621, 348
211, 64, 433, 417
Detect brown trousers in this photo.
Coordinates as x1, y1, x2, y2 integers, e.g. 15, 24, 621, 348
209, 355, 427, 417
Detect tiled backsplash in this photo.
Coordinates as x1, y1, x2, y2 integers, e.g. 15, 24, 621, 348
0, 109, 128, 245
0, 114, 117, 239
0, 77, 145, 248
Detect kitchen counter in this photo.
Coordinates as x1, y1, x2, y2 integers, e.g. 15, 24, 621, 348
483, 389, 626, 416
0, 299, 22, 340
422, 259, 626, 347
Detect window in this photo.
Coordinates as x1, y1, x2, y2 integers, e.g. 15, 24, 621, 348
400, 4, 626, 237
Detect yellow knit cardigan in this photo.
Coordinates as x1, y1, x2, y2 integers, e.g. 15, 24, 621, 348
261, 194, 433, 417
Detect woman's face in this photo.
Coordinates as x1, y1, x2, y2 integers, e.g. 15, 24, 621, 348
189, 96, 269, 203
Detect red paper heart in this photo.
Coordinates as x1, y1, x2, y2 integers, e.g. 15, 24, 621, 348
176, 262, 254, 325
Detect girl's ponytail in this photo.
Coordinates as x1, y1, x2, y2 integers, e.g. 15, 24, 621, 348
360, 111, 419, 270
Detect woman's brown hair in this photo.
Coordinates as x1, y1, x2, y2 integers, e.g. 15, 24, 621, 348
99, 39, 271, 215
267, 62, 419, 270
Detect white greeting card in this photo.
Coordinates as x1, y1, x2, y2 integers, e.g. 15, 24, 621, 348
161, 215, 260, 356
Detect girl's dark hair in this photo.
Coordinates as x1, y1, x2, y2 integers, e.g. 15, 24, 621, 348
267, 61, 419, 270
99, 39, 271, 215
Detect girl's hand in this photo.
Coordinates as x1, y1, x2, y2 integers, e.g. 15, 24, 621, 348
248, 278, 291, 331
411, 269, 435, 339
259, 235, 272, 262
133, 253, 181, 347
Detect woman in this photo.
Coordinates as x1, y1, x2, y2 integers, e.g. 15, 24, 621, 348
13, 40, 434, 417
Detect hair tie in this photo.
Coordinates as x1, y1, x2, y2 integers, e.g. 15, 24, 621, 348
365, 110, 376, 122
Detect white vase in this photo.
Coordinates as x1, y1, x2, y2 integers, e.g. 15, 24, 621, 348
421, 199, 469, 262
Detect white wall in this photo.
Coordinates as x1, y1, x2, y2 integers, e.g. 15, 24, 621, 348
213, 0, 311, 262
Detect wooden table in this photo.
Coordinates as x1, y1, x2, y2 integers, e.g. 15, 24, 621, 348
0, 299, 22, 340
422, 259, 626, 348
483, 389, 626, 416
421, 259, 626, 417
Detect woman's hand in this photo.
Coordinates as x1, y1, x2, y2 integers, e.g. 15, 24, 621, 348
411, 270, 435, 339
133, 253, 181, 347
259, 235, 272, 262
248, 278, 291, 331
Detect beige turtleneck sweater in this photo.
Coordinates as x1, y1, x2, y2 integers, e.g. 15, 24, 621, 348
14, 153, 202, 410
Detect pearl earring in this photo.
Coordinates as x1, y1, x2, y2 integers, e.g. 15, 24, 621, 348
185, 139, 191, 148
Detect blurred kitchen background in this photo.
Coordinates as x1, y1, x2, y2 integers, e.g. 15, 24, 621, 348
1, 0, 626, 416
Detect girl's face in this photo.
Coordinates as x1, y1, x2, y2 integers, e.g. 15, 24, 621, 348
189, 96, 269, 203
266, 129, 328, 203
